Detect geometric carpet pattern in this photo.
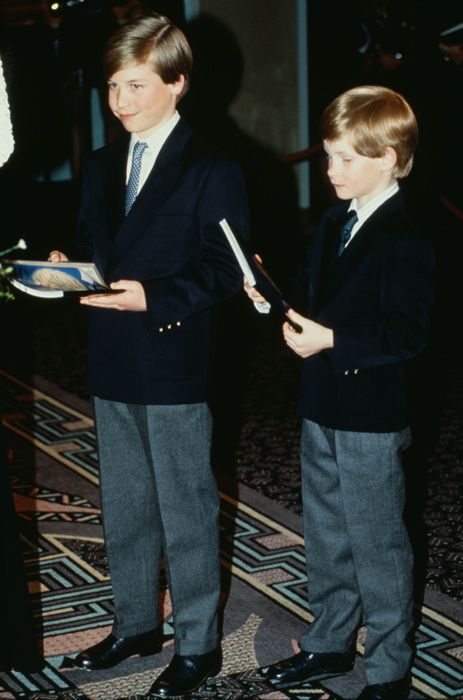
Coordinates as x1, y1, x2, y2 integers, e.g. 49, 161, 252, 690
0, 371, 462, 699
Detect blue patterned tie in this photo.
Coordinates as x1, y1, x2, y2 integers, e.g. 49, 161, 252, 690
125, 141, 148, 215
337, 210, 358, 256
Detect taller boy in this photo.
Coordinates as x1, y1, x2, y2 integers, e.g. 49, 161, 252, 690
249, 86, 434, 700
50, 13, 248, 697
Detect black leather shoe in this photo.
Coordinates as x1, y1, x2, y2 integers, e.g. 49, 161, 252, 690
149, 648, 222, 697
356, 677, 410, 699
74, 630, 162, 670
258, 648, 356, 688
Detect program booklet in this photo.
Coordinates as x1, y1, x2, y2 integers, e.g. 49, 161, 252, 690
2, 260, 109, 299
219, 218, 302, 333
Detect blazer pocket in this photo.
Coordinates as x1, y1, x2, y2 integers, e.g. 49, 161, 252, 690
146, 321, 204, 381
337, 364, 406, 420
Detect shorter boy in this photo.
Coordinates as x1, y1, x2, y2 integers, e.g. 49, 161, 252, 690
246, 86, 434, 700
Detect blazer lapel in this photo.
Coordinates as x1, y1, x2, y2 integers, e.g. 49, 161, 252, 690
107, 120, 193, 271
93, 137, 128, 276
314, 193, 403, 312
308, 207, 346, 314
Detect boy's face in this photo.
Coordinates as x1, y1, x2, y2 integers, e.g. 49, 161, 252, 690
323, 136, 396, 207
107, 62, 184, 139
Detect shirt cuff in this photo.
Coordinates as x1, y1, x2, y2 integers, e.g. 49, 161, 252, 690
254, 301, 271, 314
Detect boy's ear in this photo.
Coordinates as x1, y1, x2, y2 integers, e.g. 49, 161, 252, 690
169, 75, 185, 96
381, 146, 397, 172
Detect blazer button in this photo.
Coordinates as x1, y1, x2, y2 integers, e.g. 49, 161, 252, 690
176, 321, 181, 327
167, 324, 172, 330
159, 327, 164, 333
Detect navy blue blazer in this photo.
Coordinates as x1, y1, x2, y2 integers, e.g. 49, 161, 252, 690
78, 119, 249, 404
299, 191, 435, 432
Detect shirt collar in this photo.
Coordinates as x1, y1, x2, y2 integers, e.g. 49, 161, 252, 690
349, 181, 399, 224
129, 110, 180, 155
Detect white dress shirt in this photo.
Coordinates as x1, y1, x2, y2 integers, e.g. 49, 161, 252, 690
126, 110, 180, 192
345, 181, 399, 246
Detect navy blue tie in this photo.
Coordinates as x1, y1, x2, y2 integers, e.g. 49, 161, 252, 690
337, 210, 358, 257
125, 141, 148, 216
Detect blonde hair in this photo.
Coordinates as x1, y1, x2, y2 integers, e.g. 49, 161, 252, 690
320, 85, 418, 177
104, 13, 192, 99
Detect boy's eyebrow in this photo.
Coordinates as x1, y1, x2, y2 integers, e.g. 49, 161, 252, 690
106, 78, 148, 84
324, 147, 356, 156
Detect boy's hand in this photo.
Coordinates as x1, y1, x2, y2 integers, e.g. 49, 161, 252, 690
80, 280, 147, 311
244, 276, 267, 304
243, 254, 269, 304
283, 309, 333, 358
48, 250, 69, 262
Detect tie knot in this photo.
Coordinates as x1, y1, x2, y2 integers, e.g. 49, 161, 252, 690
337, 210, 358, 256
133, 140, 148, 160
341, 210, 358, 235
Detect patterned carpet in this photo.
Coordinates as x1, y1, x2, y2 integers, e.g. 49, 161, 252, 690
12, 293, 462, 603
0, 371, 463, 699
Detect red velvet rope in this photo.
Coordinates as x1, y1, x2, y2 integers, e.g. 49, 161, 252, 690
440, 196, 463, 223
279, 143, 323, 163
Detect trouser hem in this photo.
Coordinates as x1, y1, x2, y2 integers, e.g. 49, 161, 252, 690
365, 672, 409, 685
112, 621, 159, 637
300, 635, 353, 654
175, 637, 220, 656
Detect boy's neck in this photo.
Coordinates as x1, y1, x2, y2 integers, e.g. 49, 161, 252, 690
133, 110, 180, 144
355, 178, 398, 211
352, 180, 399, 216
